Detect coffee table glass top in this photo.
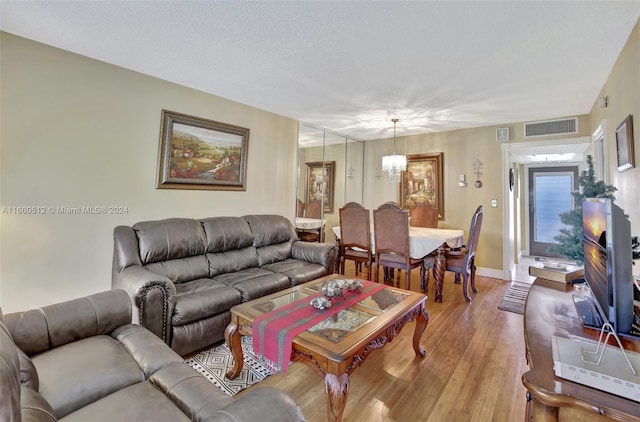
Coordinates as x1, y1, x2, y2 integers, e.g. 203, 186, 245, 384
247, 278, 410, 344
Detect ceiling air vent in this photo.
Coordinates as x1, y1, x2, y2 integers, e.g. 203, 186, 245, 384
524, 117, 578, 138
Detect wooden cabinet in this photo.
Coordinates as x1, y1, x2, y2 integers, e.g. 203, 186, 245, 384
522, 278, 640, 421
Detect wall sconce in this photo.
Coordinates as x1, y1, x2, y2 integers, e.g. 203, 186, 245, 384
473, 159, 483, 188
599, 96, 609, 108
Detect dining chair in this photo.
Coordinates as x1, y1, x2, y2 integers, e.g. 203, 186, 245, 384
373, 202, 424, 290
297, 201, 323, 242
338, 202, 373, 280
423, 205, 484, 302
409, 203, 439, 228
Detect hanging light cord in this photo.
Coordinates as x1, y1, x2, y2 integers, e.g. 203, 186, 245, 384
392, 118, 399, 154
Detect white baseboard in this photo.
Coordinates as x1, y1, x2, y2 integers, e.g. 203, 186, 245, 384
476, 266, 506, 280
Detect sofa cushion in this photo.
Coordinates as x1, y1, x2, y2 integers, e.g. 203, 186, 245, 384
201, 217, 255, 252
206, 248, 260, 276
172, 279, 242, 326
213, 268, 290, 302
60, 380, 191, 422
6, 290, 133, 356
244, 214, 295, 247
33, 335, 145, 418
145, 255, 210, 284
262, 259, 328, 286
255, 242, 292, 267
134, 218, 207, 265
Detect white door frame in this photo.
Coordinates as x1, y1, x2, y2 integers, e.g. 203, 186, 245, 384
501, 137, 591, 280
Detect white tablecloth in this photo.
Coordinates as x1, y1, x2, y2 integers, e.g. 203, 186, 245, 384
295, 217, 326, 229
333, 226, 464, 259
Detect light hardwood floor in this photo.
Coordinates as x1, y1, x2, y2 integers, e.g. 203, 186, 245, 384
240, 263, 530, 422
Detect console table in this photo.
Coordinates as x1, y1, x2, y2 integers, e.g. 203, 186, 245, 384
522, 278, 640, 421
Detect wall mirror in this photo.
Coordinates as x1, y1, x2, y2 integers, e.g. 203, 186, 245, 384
296, 122, 364, 242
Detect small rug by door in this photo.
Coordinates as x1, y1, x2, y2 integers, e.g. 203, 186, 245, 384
186, 336, 273, 396
498, 282, 532, 315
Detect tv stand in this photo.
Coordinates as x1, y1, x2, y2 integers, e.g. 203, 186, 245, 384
522, 278, 640, 421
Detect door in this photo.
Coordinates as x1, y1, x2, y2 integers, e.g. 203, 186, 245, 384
528, 166, 578, 257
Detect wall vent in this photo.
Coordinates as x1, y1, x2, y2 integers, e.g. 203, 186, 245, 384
524, 117, 578, 138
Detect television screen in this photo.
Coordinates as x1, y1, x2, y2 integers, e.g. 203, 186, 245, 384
582, 198, 634, 334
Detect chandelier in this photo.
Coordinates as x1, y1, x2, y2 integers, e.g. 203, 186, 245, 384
381, 118, 407, 182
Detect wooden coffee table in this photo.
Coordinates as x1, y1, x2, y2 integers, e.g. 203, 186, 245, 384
224, 274, 429, 422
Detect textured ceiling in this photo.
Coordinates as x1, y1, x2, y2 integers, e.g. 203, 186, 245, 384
1, 1, 639, 140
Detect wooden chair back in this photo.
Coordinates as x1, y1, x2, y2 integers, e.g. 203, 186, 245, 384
410, 203, 439, 228
373, 202, 423, 289
339, 202, 371, 251
339, 202, 372, 279
374, 202, 410, 259
465, 205, 484, 260
305, 201, 322, 219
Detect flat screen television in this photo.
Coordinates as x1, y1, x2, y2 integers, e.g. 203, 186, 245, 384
581, 197, 634, 334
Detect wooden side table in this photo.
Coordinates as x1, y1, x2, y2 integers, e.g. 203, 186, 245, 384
522, 278, 640, 421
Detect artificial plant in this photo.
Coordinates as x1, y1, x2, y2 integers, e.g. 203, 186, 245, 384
547, 155, 617, 264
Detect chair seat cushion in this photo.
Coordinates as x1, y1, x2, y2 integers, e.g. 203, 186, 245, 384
343, 249, 370, 259
214, 268, 290, 302
33, 336, 145, 418
378, 253, 422, 266
262, 259, 327, 286
173, 279, 242, 326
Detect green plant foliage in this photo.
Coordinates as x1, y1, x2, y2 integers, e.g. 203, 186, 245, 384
547, 155, 617, 264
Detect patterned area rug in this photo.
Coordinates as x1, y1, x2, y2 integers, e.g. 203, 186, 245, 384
498, 282, 532, 315
186, 336, 273, 396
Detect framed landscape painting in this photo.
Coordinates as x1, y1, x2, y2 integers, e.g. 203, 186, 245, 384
157, 110, 250, 190
399, 153, 444, 219
305, 161, 335, 213
616, 114, 635, 172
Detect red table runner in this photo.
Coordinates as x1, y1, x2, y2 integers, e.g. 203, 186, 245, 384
252, 280, 386, 376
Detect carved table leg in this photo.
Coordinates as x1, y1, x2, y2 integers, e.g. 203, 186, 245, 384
224, 322, 243, 379
412, 303, 429, 358
434, 245, 446, 303
324, 372, 349, 422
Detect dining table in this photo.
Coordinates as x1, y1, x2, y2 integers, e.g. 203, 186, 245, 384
295, 217, 326, 242
332, 225, 464, 302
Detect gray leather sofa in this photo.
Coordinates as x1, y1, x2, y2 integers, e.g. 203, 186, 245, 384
0, 289, 305, 422
112, 214, 336, 356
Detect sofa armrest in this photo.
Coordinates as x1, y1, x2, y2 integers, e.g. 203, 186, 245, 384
213, 386, 306, 422
150, 362, 305, 422
111, 324, 183, 378
291, 241, 337, 274
112, 265, 176, 345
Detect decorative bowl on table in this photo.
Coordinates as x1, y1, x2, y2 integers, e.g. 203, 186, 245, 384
310, 296, 332, 310
320, 279, 364, 300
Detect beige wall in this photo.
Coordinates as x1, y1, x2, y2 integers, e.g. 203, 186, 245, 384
589, 19, 640, 274
0, 33, 299, 312
363, 125, 507, 274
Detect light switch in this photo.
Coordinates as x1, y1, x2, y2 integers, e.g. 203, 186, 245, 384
491, 199, 498, 208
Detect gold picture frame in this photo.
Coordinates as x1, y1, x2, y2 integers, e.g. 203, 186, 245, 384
157, 110, 250, 190
399, 153, 444, 219
305, 161, 335, 213
616, 114, 635, 172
